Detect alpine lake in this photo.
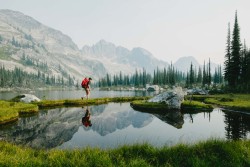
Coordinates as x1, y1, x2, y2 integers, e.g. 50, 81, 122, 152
0, 89, 250, 149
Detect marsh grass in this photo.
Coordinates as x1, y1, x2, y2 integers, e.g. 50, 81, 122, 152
0, 139, 249, 166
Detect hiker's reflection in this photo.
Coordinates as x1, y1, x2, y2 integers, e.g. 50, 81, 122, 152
82, 107, 92, 127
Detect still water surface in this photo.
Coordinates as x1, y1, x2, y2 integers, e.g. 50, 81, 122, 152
0, 89, 158, 100
1, 102, 249, 149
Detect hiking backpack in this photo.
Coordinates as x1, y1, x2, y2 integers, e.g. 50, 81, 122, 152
81, 78, 88, 88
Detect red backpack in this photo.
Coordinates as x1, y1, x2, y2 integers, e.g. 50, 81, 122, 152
81, 78, 89, 88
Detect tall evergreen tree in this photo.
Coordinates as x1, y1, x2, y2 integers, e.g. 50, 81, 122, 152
197, 67, 202, 84
241, 40, 247, 86
189, 62, 194, 86
224, 23, 231, 83
246, 50, 250, 91
230, 11, 242, 87
202, 61, 207, 86
208, 58, 211, 86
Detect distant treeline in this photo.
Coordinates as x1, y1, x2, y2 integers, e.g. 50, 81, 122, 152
98, 65, 184, 88
0, 66, 74, 88
98, 62, 223, 88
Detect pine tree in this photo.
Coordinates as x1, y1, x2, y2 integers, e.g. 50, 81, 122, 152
241, 40, 247, 87
142, 68, 146, 87
224, 23, 231, 86
135, 69, 139, 86
202, 61, 207, 86
189, 62, 194, 86
186, 72, 190, 88
197, 67, 202, 84
208, 58, 211, 86
230, 11, 242, 88
246, 50, 250, 91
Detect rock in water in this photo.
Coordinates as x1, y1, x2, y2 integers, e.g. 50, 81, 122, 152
148, 87, 186, 110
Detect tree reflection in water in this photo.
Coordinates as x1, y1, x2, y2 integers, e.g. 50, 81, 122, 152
224, 110, 250, 140
1, 104, 250, 149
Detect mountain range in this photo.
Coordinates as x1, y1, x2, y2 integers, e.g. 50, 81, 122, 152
0, 9, 217, 83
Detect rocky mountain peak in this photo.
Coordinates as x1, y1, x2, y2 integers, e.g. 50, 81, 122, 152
0, 9, 41, 29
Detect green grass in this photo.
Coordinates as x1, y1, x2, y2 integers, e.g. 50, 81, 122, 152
131, 100, 213, 113
0, 139, 249, 166
0, 101, 38, 124
204, 94, 250, 112
130, 100, 170, 113
188, 94, 250, 111
181, 100, 213, 112
36, 96, 151, 108
0, 96, 150, 125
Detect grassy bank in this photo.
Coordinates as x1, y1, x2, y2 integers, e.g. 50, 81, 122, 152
0, 101, 38, 124
0, 139, 249, 166
35, 96, 150, 108
186, 94, 250, 112
130, 100, 170, 113
181, 100, 213, 112
130, 100, 213, 113
0, 96, 150, 125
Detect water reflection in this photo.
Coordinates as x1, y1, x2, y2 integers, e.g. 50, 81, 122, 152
82, 107, 92, 127
151, 111, 184, 129
0, 89, 160, 100
89, 103, 153, 136
0, 103, 153, 149
224, 110, 250, 140
1, 105, 250, 149
0, 108, 81, 148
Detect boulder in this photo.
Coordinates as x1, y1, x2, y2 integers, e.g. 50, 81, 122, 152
12, 94, 41, 103
148, 87, 185, 110
146, 84, 160, 91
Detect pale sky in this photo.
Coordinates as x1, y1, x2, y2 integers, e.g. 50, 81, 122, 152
1, 0, 250, 64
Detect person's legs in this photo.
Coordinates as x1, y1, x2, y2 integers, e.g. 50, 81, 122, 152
82, 87, 88, 99
86, 88, 90, 99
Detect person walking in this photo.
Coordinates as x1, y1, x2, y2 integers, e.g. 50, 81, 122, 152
81, 77, 92, 99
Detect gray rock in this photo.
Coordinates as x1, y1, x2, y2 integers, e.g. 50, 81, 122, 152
146, 84, 160, 91
148, 87, 185, 110
12, 94, 41, 103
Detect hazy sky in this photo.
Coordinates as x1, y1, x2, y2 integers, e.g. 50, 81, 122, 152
1, 0, 250, 64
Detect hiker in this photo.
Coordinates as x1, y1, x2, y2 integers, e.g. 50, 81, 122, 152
82, 107, 92, 127
81, 77, 92, 99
